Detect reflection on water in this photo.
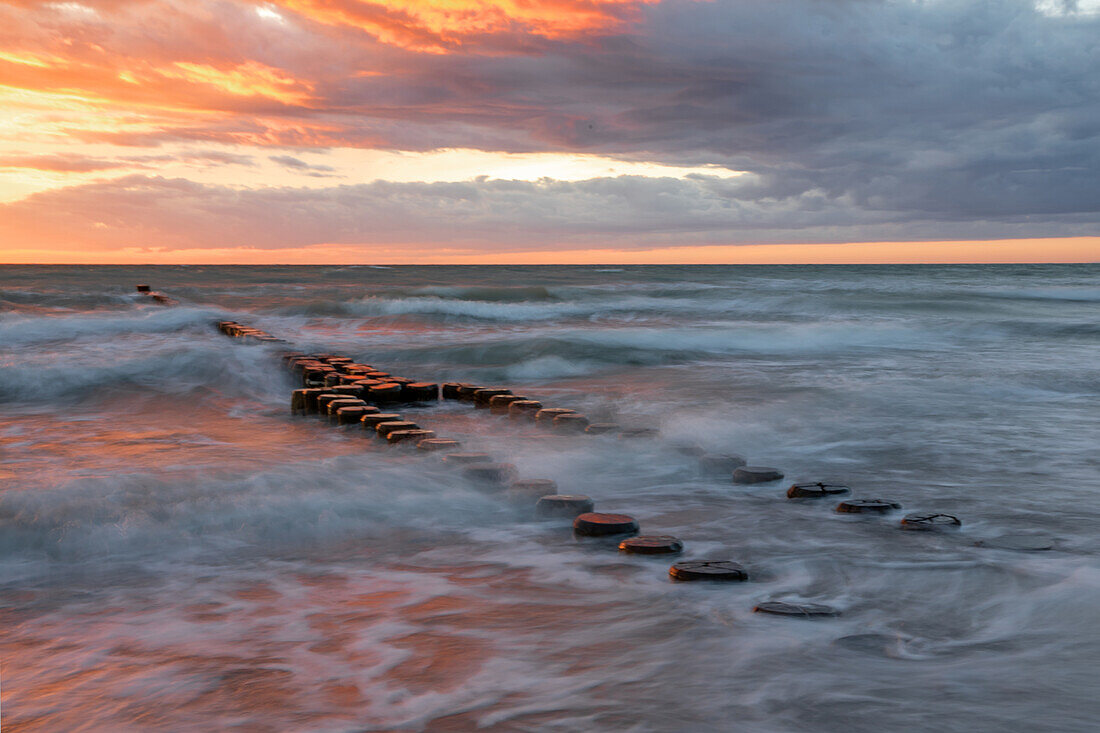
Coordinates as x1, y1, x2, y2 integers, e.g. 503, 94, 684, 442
1, 265, 1099, 731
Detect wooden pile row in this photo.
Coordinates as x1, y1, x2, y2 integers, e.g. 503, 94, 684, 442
211, 317, 1048, 620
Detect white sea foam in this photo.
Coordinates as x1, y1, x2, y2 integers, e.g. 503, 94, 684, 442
0, 306, 222, 347
2, 264, 1098, 731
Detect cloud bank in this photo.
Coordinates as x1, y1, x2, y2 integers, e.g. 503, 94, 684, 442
0, 0, 1097, 258
4, 172, 1095, 254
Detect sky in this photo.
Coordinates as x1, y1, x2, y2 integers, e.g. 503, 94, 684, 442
0, 0, 1097, 264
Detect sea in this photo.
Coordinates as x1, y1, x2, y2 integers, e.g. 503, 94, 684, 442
1, 264, 1098, 731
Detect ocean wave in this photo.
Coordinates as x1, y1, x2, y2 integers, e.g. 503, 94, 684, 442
366, 296, 579, 321
386, 321, 940, 380
564, 322, 934, 355
992, 319, 1100, 340
975, 287, 1100, 303
501, 355, 607, 380
0, 306, 224, 347
270, 299, 357, 317
0, 458, 514, 565
411, 285, 559, 302
0, 340, 284, 403
0, 289, 139, 314
286, 294, 756, 323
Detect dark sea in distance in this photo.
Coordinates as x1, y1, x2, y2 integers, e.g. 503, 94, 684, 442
1, 264, 1098, 731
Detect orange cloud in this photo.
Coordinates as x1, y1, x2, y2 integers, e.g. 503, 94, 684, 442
141, 60, 315, 106
274, 0, 659, 52
0, 153, 132, 171
0, 56, 314, 113
0, 0, 1095, 265
0, 49, 58, 68
0, 0, 657, 160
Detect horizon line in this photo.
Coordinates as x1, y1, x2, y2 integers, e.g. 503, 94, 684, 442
3, 260, 1098, 266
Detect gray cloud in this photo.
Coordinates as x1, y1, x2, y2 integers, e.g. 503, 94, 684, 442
3, 0, 1097, 242
241, 1, 1100, 231
2, 173, 1094, 253
268, 155, 338, 176
373, 0, 1100, 226
178, 150, 257, 166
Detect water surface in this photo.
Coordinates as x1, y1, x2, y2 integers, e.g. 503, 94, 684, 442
2, 264, 1098, 731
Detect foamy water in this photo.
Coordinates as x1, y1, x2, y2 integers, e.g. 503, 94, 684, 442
2, 264, 1098, 731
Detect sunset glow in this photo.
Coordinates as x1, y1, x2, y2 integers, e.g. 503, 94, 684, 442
1, 0, 1096, 263
275, 0, 658, 51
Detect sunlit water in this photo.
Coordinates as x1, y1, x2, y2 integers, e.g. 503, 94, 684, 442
1, 264, 1098, 731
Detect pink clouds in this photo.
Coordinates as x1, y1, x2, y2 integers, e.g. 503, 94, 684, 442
272, 0, 659, 52
0, 153, 135, 172
0, 0, 1097, 262
0, 151, 254, 172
